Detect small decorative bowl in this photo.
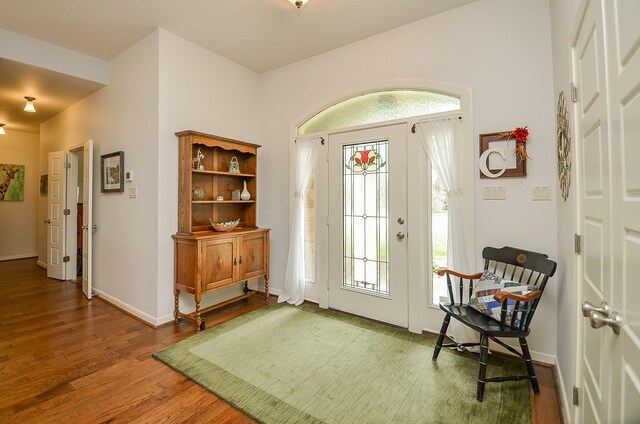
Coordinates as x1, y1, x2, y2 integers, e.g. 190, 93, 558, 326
209, 218, 240, 232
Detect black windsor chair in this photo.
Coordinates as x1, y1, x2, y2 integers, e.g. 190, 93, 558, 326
432, 246, 557, 401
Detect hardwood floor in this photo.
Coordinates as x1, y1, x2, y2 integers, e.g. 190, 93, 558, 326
0, 259, 561, 423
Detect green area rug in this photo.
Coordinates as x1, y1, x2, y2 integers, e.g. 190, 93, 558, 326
154, 304, 531, 423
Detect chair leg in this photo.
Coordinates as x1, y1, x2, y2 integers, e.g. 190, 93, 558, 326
519, 337, 539, 394
432, 315, 451, 361
477, 334, 489, 402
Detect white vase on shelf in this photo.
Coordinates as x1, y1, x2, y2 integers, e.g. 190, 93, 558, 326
240, 180, 251, 200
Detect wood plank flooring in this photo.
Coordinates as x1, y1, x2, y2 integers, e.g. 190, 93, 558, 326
0, 259, 561, 423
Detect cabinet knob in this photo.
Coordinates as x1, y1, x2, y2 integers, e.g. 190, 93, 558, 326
239, 256, 243, 264
233, 257, 237, 266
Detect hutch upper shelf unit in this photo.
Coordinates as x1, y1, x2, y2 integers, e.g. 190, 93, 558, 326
173, 130, 269, 330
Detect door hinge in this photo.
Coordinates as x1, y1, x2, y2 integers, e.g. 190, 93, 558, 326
573, 386, 579, 406
63, 208, 71, 215
64, 161, 71, 169
570, 83, 578, 103
63, 255, 70, 263
574, 233, 582, 255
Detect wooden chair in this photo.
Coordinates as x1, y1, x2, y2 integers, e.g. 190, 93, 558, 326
432, 246, 557, 401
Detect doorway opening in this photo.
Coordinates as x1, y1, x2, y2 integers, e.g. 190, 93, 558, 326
46, 140, 94, 299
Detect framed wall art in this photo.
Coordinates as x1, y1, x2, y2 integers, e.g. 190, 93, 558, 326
0, 164, 25, 201
40, 174, 48, 196
479, 131, 527, 178
100, 151, 124, 193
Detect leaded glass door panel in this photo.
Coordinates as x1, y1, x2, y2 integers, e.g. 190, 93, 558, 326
328, 124, 408, 327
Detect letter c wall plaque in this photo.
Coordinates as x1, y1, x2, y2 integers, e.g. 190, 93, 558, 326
479, 146, 507, 178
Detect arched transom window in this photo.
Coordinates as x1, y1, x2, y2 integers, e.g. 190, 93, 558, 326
298, 89, 461, 135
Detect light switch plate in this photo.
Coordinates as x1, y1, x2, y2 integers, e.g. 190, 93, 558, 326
483, 185, 506, 200
532, 186, 551, 200
129, 187, 137, 198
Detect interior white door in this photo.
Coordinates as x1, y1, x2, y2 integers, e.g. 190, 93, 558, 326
604, 1, 640, 422
82, 140, 93, 299
328, 124, 408, 327
47, 151, 67, 280
574, 1, 640, 422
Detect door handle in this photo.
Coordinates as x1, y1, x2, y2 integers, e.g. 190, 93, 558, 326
44, 219, 51, 224
239, 256, 243, 264
396, 232, 405, 240
582, 300, 610, 317
590, 311, 622, 335
92, 224, 98, 230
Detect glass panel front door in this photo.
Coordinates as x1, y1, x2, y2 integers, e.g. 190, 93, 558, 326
342, 141, 389, 296
328, 124, 408, 327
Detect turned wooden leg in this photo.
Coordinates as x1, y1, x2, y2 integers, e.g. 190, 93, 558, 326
432, 314, 451, 361
477, 334, 489, 402
243, 281, 249, 294
264, 274, 270, 303
174, 288, 180, 323
194, 292, 202, 331
520, 337, 539, 394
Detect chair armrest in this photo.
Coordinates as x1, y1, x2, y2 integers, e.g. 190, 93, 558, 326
437, 268, 483, 280
493, 290, 542, 303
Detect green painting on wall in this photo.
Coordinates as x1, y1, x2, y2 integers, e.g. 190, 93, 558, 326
0, 164, 25, 201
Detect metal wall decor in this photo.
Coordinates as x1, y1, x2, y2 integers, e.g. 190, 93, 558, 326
556, 91, 571, 201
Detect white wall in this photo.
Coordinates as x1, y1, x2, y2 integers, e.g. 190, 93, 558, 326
0, 28, 108, 85
0, 130, 39, 260
156, 30, 261, 321
549, 0, 582, 422
259, 0, 558, 358
39, 30, 161, 321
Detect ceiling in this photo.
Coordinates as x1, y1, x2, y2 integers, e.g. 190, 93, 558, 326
0, 0, 478, 134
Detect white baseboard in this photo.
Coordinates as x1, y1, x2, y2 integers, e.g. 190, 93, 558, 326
492, 343, 555, 365
555, 357, 571, 424
93, 288, 159, 326
0, 253, 38, 262
37, 260, 47, 269
95, 284, 285, 327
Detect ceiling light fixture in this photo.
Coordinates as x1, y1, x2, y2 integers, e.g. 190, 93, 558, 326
288, 0, 309, 9
0, 123, 5, 135
24, 96, 36, 113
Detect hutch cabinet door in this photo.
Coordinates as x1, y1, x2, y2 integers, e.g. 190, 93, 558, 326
239, 232, 267, 280
201, 237, 238, 290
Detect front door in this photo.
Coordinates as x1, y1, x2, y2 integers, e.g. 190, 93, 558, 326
328, 124, 408, 327
573, 0, 640, 422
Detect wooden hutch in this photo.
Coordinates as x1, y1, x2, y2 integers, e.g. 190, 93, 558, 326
172, 130, 269, 330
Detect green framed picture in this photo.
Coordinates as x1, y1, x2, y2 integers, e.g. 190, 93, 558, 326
0, 164, 25, 201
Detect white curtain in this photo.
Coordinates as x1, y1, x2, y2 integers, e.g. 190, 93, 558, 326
278, 136, 322, 306
416, 118, 476, 345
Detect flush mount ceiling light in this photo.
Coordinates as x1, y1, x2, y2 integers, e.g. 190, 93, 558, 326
288, 0, 309, 9
24, 96, 36, 113
0, 123, 5, 135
